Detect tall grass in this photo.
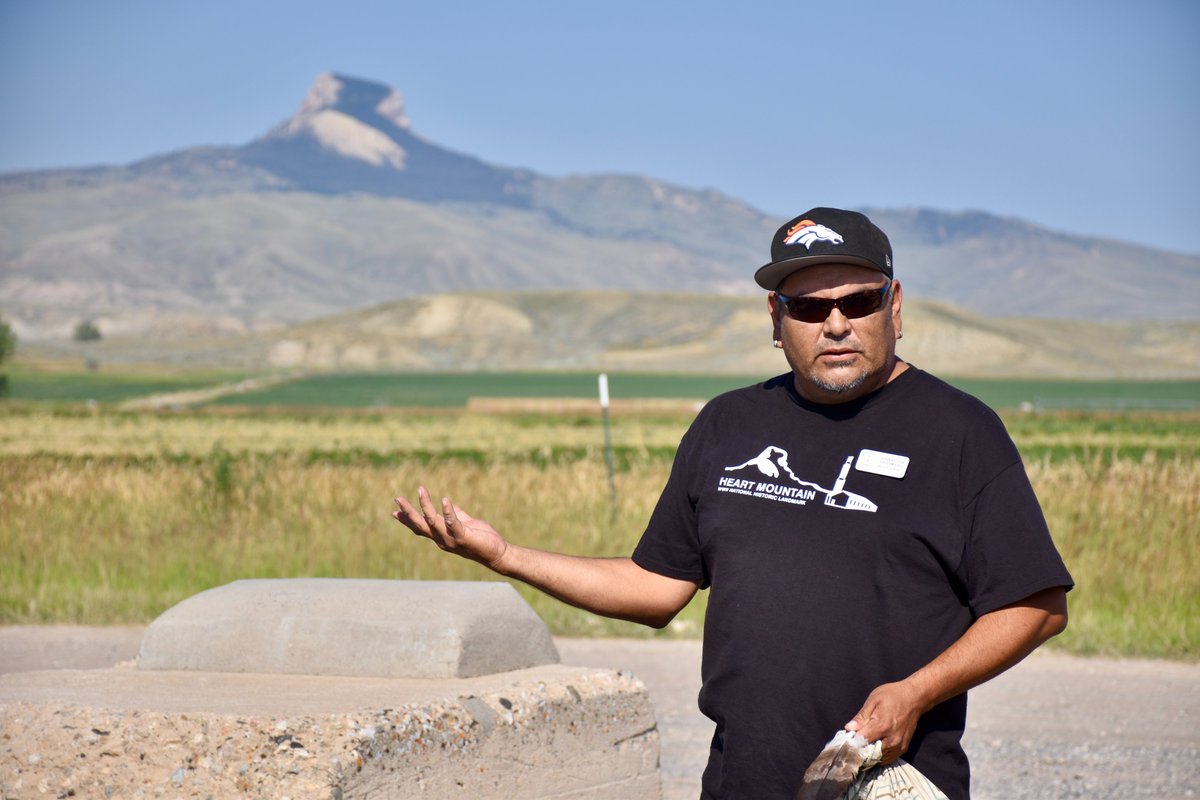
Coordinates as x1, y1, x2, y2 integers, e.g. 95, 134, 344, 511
0, 406, 689, 458
0, 451, 702, 638
1029, 454, 1199, 658
0, 406, 1195, 656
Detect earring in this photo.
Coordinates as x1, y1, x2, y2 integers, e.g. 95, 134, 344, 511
773, 339, 783, 349
896, 331, 904, 339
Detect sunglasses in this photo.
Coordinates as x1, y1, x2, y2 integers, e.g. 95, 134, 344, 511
774, 282, 893, 324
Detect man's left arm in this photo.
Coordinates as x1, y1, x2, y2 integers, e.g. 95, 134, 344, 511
846, 585, 1068, 764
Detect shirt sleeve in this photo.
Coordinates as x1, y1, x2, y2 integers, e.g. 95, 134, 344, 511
631, 412, 711, 588
959, 458, 1075, 617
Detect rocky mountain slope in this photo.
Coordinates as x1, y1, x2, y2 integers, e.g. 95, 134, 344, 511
2, 72, 1197, 346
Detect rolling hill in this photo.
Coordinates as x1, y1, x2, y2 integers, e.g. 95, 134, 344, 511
23, 290, 1200, 379
2, 71, 1197, 350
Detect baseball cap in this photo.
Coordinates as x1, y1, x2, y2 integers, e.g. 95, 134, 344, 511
754, 207, 894, 290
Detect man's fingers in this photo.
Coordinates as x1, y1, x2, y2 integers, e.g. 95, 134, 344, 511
441, 496, 462, 533
845, 698, 875, 734
394, 488, 485, 558
844, 686, 918, 765
394, 488, 457, 550
414, 488, 473, 552
413, 486, 446, 538
417, 486, 440, 522
878, 738, 905, 765
845, 700, 896, 762
393, 496, 431, 536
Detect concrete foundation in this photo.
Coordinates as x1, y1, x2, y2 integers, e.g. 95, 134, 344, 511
0, 664, 659, 798
0, 580, 662, 798
137, 578, 561, 679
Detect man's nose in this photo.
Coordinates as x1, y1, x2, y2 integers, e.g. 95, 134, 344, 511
823, 306, 852, 337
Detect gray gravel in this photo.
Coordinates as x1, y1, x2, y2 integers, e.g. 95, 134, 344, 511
2, 627, 1197, 799
557, 640, 1200, 800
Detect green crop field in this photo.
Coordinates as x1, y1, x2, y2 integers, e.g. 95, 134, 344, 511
204, 371, 1200, 412
206, 371, 762, 408
2, 365, 245, 404
945, 377, 1200, 412
5, 363, 1198, 411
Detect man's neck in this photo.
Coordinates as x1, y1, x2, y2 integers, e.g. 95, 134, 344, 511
792, 358, 909, 405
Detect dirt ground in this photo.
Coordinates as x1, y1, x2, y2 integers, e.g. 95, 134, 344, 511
1, 627, 1196, 799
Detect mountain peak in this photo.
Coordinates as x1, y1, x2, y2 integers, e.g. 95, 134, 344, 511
234, 72, 533, 203
265, 73, 412, 169
296, 72, 411, 131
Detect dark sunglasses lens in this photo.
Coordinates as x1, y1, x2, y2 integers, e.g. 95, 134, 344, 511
837, 290, 886, 319
783, 288, 887, 322
785, 298, 833, 323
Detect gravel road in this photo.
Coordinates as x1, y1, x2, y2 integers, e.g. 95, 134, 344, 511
2, 627, 1196, 799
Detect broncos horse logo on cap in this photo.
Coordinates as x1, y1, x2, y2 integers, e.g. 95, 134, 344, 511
783, 219, 843, 250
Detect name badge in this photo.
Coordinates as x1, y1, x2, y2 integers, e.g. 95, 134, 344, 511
855, 449, 909, 479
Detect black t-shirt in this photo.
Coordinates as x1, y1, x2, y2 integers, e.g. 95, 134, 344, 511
632, 367, 1073, 800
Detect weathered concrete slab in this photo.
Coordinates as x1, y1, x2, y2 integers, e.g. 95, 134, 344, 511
0, 625, 144, 674
137, 578, 560, 679
0, 628, 705, 798
5, 628, 1200, 800
0, 664, 661, 799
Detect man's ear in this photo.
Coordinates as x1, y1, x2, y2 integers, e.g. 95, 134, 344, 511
889, 280, 903, 337
767, 292, 783, 340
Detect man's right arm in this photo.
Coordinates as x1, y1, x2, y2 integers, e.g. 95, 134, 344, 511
393, 486, 699, 628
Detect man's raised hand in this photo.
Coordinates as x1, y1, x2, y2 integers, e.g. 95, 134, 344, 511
393, 487, 509, 571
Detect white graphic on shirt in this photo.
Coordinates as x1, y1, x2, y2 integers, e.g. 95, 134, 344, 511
719, 446, 878, 512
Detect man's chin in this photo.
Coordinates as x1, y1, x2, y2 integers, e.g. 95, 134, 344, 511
810, 368, 869, 395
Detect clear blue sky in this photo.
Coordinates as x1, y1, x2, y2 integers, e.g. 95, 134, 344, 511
2, 0, 1198, 254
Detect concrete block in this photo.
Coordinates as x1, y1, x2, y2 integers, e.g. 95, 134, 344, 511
137, 578, 560, 679
0, 665, 662, 799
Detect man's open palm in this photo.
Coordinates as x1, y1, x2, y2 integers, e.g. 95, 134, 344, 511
393, 486, 509, 570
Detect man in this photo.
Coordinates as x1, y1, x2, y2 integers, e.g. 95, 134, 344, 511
393, 207, 1073, 799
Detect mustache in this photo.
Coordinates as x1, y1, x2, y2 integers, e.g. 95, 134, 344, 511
817, 340, 863, 354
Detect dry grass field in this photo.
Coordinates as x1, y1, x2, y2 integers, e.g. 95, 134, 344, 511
1, 404, 1196, 657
